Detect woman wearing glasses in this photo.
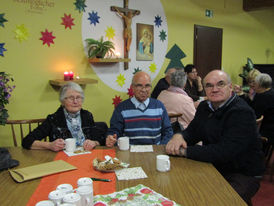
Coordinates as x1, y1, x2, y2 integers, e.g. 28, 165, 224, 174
22, 82, 107, 151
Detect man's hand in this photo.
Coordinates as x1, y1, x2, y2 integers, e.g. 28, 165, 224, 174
49, 138, 65, 152
166, 133, 187, 156
106, 134, 117, 147
83, 139, 99, 151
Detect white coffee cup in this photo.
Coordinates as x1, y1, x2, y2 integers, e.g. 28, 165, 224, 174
56, 184, 74, 194
77, 177, 93, 187
65, 138, 76, 153
117, 137, 129, 150
76, 186, 93, 206
48, 190, 65, 206
62, 193, 81, 206
156, 155, 170, 172
35, 200, 55, 206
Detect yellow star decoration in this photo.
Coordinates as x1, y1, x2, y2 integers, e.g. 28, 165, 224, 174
116, 73, 126, 87
14, 24, 29, 42
105, 26, 115, 40
149, 63, 157, 73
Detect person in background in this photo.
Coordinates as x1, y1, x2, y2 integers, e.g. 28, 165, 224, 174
22, 82, 107, 151
151, 67, 182, 99
251, 73, 274, 147
157, 70, 196, 130
184, 64, 205, 102
166, 70, 264, 204
106, 71, 173, 147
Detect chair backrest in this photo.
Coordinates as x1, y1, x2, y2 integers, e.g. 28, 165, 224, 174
168, 113, 182, 121
6, 118, 46, 147
256, 115, 264, 131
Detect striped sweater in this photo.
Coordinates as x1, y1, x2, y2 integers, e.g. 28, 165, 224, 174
108, 98, 173, 145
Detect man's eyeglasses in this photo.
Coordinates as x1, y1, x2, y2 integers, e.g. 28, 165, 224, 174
65, 96, 83, 102
204, 81, 228, 90
134, 84, 152, 90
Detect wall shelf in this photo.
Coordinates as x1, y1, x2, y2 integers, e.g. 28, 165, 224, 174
88, 58, 131, 63
49, 78, 98, 87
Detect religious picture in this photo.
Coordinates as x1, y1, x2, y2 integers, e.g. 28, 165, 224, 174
136, 23, 154, 61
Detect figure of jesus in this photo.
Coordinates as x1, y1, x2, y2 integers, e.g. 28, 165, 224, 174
114, 6, 139, 52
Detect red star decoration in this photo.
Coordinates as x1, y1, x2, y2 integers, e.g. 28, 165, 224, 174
127, 85, 134, 98
39, 29, 56, 47
112, 95, 122, 108
61, 13, 75, 29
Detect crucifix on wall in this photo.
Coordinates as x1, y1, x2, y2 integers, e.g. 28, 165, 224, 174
111, 0, 140, 70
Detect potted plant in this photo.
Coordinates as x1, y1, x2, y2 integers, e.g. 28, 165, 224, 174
85, 36, 115, 58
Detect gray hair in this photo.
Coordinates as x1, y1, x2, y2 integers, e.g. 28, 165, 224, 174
255, 73, 272, 89
59, 82, 84, 103
170, 70, 187, 88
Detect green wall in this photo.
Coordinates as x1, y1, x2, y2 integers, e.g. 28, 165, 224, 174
1, 0, 274, 146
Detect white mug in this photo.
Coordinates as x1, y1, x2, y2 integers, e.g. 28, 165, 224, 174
156, 155, 170, 172
48, 190, 65, 206
62, 193, 81, 206
77, 177, 93, 187
76, 186, 93, 206
35, 200, 55, 206
56, 184, 74, 194
65, 138, 76, 153
117, 137, 129, 150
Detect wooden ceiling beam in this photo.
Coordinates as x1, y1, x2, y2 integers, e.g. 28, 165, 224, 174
243, 0, 274, 11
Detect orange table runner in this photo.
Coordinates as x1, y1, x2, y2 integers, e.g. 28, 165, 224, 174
27, 149, 116, 206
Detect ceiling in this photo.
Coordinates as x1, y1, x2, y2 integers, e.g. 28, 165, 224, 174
243, 0, 274, 11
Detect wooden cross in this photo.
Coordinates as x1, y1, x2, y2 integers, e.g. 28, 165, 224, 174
111, 0, 140, 70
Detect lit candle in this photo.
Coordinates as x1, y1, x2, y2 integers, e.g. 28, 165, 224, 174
64, 71, 70, 81
69, 71, 74, 80
115, 52, 120, 58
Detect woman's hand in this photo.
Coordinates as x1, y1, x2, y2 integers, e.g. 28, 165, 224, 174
49, 138, 65, 152
83, 139, 99, 151
106, 134, 117, 147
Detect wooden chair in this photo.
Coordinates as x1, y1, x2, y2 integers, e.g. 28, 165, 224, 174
256, 115, 264, 130
6, 118, 45, 147
168, 113, 183, 133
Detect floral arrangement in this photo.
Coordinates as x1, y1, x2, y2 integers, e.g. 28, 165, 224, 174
0, 72, 15, 125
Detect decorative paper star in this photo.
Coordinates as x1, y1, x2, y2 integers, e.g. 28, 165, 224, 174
14, 24, 29, 42
112, 95, 122, 108
61, 14, 75, 29
0, 43, 7, 57
39, 29, 56, 47
0, 13, 8, 27
88, 11, 100, 26
74, 0, 87, 13
159, 30, 167, 42
127, 85, 134, 98
149, 63, 157, 73
116, 73, 126, 87
154, 15, 162, 27
105, 26, 115, 40
133, 67, 142, 74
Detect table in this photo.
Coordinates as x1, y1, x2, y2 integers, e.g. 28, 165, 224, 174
0, 146, 247, 206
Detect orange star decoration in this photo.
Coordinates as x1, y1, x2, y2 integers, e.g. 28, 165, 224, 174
127, 85, 134, 98
61, 14, 75, 29
116, 73, 126, 87
112, 95, 122, 108
149, 63, 157, 73
39, 29, 56, 47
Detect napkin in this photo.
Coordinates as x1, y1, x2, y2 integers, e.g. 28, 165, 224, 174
115, 167, 147, 180
63, 147, 91, 157
130, 145, 153, 152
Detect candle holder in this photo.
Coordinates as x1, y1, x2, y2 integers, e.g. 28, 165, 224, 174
69, 71, 74, 80
64, 72, 70, 81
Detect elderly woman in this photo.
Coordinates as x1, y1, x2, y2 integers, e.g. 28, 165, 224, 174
157, 70, 196, 130
251, 73, 274, 144
22, 82, 107, 151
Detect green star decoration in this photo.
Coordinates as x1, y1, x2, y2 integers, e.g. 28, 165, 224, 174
133, 67, 142, 74
74, 0, 87, 13
116, 73, 126, 87
149, 63, 157, 73
159, 30, 167, 42
14, 24, 29, 42
105, 26, 115, 40
0, 13, 8, 27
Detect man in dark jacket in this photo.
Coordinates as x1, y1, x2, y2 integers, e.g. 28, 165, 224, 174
166, 70, 265, 204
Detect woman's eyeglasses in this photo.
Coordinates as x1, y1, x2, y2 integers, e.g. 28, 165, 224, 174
65, 96, 83, 102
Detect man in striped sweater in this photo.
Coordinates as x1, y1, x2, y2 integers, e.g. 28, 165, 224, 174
106, 71, 173, 146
